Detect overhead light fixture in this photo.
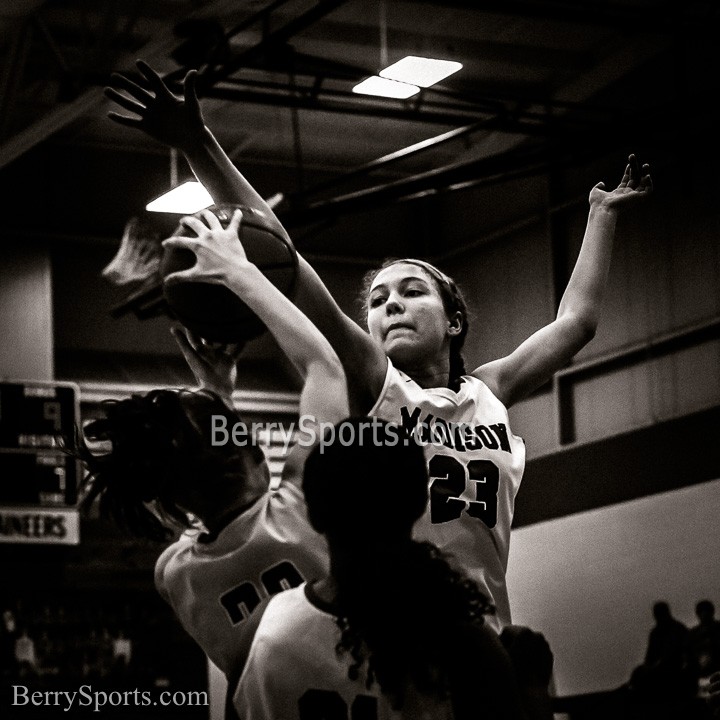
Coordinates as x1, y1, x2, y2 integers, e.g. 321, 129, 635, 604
352, 76, 420, 99
146, 181, 214, 214
380, 56, 462, 88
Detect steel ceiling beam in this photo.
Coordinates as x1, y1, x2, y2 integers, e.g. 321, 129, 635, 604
196, 0, 351, 89
199, 79, 621, 134
277, 143, 552, 226
411, 0, 720, 32
276, 132, 640, 229
0, 19, 32, 139
161, 0, 299, 85
0, 0, 245, 170
299, 122, 486, 197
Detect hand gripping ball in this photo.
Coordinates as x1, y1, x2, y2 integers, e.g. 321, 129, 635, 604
160, 204, 298, 342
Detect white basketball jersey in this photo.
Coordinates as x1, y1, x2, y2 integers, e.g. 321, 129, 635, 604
369, 360, 525, 632
234, 584, 454, 720
155, 481, 329, 677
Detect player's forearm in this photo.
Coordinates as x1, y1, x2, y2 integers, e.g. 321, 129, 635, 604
181, 124, 377, 374
299, 361, 349, 425
183, 126, 290, 240
557, 203, 618, 334
292, 256, 380, 369
224, 263, 343, 380
183, 124, 383, 408
206, 384, 235, 409
184, 126, 364, 344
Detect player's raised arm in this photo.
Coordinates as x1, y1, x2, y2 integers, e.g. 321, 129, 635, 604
105, 61, 275, 228
105, 60, 387, 414
473, 154, 652, 408
162, 208, 349, 428
170, 325, 244, 408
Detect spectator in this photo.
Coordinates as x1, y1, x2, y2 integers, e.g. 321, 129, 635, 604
14, 627, 38, 678
630, 601, 692, 703
689, 601, 720, 683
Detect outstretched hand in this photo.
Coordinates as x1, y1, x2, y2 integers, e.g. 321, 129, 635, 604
589, 154, 653, 210
172, 325, 244, 401
162, 208, 249, 287
105, 60, 204, 151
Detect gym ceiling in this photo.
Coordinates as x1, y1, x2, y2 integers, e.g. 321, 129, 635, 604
2, 0, 719, 262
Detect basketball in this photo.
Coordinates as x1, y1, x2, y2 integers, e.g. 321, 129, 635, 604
160, 204, 298, 342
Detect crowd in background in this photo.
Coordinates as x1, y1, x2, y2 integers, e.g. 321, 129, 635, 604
622, 599, 720, 719
0, 591, 204, 695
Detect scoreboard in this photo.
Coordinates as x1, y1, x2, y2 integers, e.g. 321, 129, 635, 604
0, 381, 81, 545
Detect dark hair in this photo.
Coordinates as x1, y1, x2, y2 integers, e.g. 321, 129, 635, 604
653, 601, 671, 621
499, 625, 554, 688
696, 600, 715, 616
360, 258, 469, 392
303, 417, 493, 707
74, 389, 262, 541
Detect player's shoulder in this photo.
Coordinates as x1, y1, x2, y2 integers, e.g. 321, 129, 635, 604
236, 585, 308, 680
232, 592, 276, 687
459, 371, 514, 417
154, 536, 187, 599
154, 530, 199, 577
155, 532, 192, 567
276, 456, 312, 501
461, 369, 498, 396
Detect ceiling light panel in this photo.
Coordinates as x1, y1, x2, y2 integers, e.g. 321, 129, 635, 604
146, 181, 214, 214
380, 56, 462, 88
352, 76, 420, 99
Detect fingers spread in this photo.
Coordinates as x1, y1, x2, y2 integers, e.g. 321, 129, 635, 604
204, 339, 230, 352
171, 325, 195, 354
163, 236, 199, 253
172, 325, 206, 359
164, 269, 198, 286
183, 70, 203, 117
618, 164, 631, 188
104, 87, 147, 116
185, 328, 209, 353
106, 112, 141, 128
108, 73, 154, 104
199, 209, 223, 231
136, 60, 174, 99
227, 209, 243, 235
184, 69, 198, 95
179, 215, 210, 236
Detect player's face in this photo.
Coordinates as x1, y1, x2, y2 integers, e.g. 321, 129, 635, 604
367, 263, 453, 366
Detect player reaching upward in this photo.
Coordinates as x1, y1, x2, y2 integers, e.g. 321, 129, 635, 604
105, 61, 652, 632
77, 209, 348, 685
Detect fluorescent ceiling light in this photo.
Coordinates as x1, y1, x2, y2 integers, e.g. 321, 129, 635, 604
352, 76, 420, 99
146, 181, 213, 213
380, 56, 462, 88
